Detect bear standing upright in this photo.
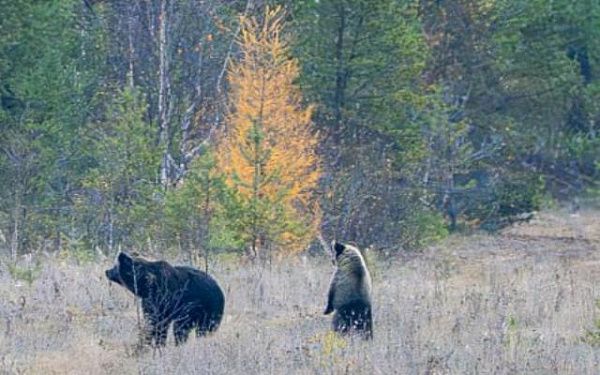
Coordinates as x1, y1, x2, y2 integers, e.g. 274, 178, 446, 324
106, 252, 225, 346
324, 241, 373, 339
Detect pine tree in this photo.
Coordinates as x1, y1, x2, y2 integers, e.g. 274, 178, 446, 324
217, 6, 321, 257
79, 88, 160, 252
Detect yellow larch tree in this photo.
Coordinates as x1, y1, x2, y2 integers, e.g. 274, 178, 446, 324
216, 6, 321, 257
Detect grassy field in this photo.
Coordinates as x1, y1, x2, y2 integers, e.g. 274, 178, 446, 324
1, 209, 600, 374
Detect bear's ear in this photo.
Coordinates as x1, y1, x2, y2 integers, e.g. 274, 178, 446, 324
333, 242, 345, 258
118, 252, 133, 266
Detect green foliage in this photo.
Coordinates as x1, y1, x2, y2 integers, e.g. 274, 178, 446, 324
7, 261, 41, 286
490, 0, 599, 193
62, 236, 99, 264
400, 210, 449, 250
163, 151, 243, 255
77, 87, 160, 251
415, 0, 599, 231
0, 0, 104, 254
294, 0, 428, 139
293, 0, 448, 250
0, 0, 598, 257
462, 173, 544, 232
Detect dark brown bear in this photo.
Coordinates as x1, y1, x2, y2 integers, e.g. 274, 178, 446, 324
105, 252, 225, 346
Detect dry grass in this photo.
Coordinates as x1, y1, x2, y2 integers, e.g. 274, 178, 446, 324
1, 209, 600, 374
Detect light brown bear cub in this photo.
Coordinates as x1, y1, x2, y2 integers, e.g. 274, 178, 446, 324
324, 241, 373, 339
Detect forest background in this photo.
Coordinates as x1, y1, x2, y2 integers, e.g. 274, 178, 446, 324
1, 0, 599, 262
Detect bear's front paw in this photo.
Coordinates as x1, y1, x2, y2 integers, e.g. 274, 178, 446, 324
323, 305, 333, 315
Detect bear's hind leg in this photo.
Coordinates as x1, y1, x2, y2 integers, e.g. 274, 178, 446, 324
332, 311, 350, 334
360, 308, 373, 340
194, 311, 220, 337
334, 302, 373, 340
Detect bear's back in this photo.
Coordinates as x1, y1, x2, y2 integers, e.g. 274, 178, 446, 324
333, 248, 372, 308
174, 266, 225, 309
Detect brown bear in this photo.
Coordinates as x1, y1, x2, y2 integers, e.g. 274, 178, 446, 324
106, 252, 225, 346
324, 241, 373, 339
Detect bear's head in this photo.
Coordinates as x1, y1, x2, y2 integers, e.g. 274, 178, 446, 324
105, 252, 156, 298
330, 241, 365, 264
329, 241, 348, 265
332, 241, 345, 258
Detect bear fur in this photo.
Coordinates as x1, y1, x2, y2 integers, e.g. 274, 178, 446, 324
324, 241, 373, 339
105, 252, 225, 346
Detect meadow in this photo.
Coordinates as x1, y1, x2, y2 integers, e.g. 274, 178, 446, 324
1, 209, 599, 374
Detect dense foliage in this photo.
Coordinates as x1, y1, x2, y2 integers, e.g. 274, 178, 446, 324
0, 0, 598, 259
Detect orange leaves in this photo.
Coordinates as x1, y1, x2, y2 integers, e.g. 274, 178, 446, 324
216, 6, 321, 254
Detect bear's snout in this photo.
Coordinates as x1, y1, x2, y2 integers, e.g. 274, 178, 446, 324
105, 266, 121, 284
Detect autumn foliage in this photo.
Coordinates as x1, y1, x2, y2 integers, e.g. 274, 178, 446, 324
216, 6, 321, 256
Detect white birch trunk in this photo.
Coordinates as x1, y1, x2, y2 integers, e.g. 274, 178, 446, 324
158, 0, 171, 187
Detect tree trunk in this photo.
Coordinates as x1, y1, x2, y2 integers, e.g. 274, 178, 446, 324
158, 0, 171, 188
203, 171, 211, 273
333, 3, 347, 129
10, 198, 19, 263
250, 72, 267, 259
127, 2, 136, 89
